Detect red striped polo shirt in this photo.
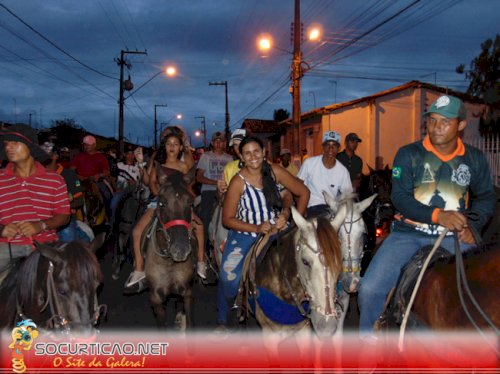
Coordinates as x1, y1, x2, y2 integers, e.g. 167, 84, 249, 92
0, 162, 70, 245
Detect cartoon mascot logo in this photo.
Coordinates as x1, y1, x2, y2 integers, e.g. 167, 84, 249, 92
9, 319, 39, 373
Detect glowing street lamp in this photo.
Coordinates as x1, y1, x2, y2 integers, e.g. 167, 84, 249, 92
257, 7, 321, 159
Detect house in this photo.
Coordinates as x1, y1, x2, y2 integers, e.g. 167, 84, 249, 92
241, 118, 287, 161
285, 80, 488, 173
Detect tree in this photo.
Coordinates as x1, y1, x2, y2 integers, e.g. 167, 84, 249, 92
456, 34, 500, 135
273, 108, 290, 122
44, 118, 86, 149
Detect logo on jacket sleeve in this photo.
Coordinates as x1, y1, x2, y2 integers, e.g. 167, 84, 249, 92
392, 167, 401, 179
451, 164, 471, 187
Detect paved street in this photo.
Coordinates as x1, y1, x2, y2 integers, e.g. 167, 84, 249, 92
95, 240, 359, 333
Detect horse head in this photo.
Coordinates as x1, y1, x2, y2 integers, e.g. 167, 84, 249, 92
291, 206, 345, 337
80, 179, 106, 227
155, 165, 195, 262
324, 192, 377, 293
14, 241, 103, 336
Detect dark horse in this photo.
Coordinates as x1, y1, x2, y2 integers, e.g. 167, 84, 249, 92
111, 182, 150, 280
144, 166, 196, 329
0, 239, 105, 335
358, 166, 394, 270
379, 242, 499, 334
79, 179, 107, 228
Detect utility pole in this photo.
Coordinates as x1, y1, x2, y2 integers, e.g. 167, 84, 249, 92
154, 104, 168, 149
292, 0, 302, 160
195, 116, 207, 148
116, 49, 147, 157
208, 81, 230, 149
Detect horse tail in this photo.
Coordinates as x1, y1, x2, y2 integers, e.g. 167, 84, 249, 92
316, 216, 342, 275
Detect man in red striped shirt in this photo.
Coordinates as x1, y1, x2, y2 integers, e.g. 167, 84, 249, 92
0, 124, 70, 284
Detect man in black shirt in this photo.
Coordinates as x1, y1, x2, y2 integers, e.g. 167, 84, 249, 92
337, 132, 363, 191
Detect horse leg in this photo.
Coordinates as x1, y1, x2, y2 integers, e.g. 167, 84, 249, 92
150, 291, 167, 328
183, 288, 193, 330
334, 291, 350, 337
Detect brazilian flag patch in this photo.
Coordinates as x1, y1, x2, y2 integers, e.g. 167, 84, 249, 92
392, 167, 401, 179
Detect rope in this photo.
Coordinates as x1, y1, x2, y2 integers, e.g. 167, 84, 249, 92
398, 229, 448, 351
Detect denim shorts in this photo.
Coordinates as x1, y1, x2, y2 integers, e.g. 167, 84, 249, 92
147, 197, 158, 209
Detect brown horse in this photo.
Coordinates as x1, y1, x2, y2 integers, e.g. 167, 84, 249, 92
380, 243, 499, 332
144, 166, 197, 329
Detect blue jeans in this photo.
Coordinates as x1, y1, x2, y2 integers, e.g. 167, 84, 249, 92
216, 231, 259, 324
110, 190, 126, 228
58, 217, 92, 243
358, 230, 473, 336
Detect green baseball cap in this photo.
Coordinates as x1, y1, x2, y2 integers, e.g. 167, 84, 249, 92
424, 95, 467, 120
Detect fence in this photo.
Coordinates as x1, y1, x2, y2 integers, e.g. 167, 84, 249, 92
466, 135, 500, 187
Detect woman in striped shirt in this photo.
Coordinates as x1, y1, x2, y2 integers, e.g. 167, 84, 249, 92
217, 136, 309, 329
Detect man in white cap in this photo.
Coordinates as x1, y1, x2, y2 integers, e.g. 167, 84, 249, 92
216, 128, 246, 194
196, 131, 233, 275
0, 124, 70, 284
297, 130, 353, 216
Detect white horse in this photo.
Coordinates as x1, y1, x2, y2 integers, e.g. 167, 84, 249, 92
323, 191, 377, 334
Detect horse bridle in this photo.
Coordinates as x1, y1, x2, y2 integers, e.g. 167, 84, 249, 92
17, 254, 106, 335
153, 207, 191, 258
338, 204, 364, 274
293, 231, 343, 319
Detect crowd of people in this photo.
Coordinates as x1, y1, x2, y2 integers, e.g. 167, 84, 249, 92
0, 95, 495, 336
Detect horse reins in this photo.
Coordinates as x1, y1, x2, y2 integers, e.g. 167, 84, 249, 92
16, 256, 105, 335
399, 220, 499, 353
339, 202, 364, 274
295, 231, 342, 318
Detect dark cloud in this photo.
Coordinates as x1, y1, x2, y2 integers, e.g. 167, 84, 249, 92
0, 0, 498, 147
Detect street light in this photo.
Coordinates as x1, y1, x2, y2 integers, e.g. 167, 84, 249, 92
258, 1, 321, 160
195, 116, 207, 148
160, 113, 183, 137
117, 57, 177, 157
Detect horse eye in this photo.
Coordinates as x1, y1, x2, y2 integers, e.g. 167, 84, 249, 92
301, 258, 310, 267
58, 288, 68, 296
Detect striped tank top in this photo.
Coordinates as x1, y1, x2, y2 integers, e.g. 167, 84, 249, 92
236, 173, 277, 237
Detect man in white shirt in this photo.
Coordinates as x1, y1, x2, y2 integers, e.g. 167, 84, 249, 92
298, 130, 353, 216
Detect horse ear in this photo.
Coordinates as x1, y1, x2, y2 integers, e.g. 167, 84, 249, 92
355, 194, 377, 214
37, 243, 62, 264
291, 206, 312, 232
183, 166, 196, 185
330, 203, 347, 231
88, 232, 106, 253
323, 191, 339, 214
368, 165, 375, 174
384, 164, 390, 171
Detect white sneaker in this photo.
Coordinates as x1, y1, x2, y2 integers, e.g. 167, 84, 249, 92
124, 270, 145, 288
197, 261, 207, 279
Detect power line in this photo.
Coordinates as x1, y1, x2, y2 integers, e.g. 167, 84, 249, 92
0, 3, 118, 81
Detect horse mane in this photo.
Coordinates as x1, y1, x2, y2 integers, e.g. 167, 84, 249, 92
16, 243, 102, 311
316, 216, 342, 275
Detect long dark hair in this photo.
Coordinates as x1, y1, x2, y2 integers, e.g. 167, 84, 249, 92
156, 131, 184, 165
239, 136, 282, 212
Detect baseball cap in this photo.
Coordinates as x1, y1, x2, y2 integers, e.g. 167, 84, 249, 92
424, 95, 467, 120
60, 147, 70, 152
229, 129, 246, 146
82, 135, 96, 145
322, 130, 341, 145
346, 132, 362, 143
124, 144, 135, 153
211, 131, 226, 142
280, 148, 291, 156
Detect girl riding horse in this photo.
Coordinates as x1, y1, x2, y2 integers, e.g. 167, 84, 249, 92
124, 129, 204, 293
218, 136, 309, 329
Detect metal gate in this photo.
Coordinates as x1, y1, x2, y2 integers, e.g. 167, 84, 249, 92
466, 135, 500, 187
